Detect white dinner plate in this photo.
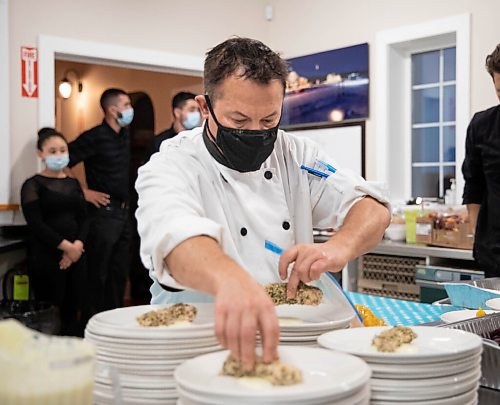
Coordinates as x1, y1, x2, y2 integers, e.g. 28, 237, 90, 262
318, 326, 483, 364
174, 346, 370, 403
369, 353, 481, 379
370, 386, 478, 405
177, 382, 370, 405
370, 378, 480, 402
89, 303, 214, 332
485, 297, 500, 310
370, 365, 481, 390
439, 309, 497, 324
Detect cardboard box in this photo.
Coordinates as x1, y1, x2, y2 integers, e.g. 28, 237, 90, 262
431, 221, 474, 250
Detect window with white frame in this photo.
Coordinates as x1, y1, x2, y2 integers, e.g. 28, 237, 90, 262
411, 47, 456, 198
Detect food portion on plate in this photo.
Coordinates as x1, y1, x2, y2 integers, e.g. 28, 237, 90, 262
265, 282, 323, 306
355, 304, 387, 326
220, 354, 303, 386
372, 326, 418, 353
136, 303, 197, 327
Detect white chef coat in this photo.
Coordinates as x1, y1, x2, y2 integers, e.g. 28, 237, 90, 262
135, 126, 388, 304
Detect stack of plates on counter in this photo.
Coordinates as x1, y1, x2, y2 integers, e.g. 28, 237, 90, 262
84, 304, 220, 405
275, 275, 355, 347
318, 326, 483, 405
174, 346, 371, 405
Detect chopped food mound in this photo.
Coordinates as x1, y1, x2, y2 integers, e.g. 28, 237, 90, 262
355, 304, 387, 327
265, 282, 323, 305
137, 303, 197, 327
221, 354, 303, 386
372, 326, 418, 352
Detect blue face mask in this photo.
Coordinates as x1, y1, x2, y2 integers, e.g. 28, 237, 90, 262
182, 111, 201, 130
117, 107, 134, 127
45, 154, 69, 171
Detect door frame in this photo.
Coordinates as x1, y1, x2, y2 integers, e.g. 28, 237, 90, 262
37, 34, 204, 131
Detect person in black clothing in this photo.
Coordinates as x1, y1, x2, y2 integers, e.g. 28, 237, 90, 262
462, 44, 500, 277
67, 88, 133, 317
150, 91, 201, 155
21, 128, 88, 336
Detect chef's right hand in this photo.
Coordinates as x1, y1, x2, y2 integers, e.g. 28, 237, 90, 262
83, 189, 110, 208
214, 274, 279, 370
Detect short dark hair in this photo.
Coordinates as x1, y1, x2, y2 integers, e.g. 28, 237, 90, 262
203, 37, 289, 100
486, 44, 500, 77
37, 127, 67, 151
172, 91, 196, 111
100, 88, 128, 111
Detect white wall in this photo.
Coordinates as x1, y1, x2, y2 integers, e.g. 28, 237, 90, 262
267, 0, 500, 181
5, 0, 500, 206
6, 0, 269, 204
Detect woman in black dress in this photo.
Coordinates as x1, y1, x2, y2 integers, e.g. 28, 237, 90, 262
21, 128, 88, 336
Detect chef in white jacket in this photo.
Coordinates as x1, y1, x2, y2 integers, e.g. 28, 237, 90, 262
136, 37, 390, 369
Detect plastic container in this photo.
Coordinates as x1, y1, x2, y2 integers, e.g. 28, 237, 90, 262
443, 278, 500, 309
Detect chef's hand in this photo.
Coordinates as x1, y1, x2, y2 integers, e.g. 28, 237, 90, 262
278, 242, 349, 299
83, 189, 110, 208
214, 273, 279, 370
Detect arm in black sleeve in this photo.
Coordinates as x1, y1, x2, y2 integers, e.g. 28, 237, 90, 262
21, 179, 65, 249
68, 130, 96, 167
462, 115, 486, 204
74, 181, 90, 243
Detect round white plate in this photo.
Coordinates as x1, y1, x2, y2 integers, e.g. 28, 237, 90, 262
85, 328, 218, 345
440, 309, 497, 324
276, 304, 353, 328
371, 379, 479, 402
178, 382, 370, 405
89, 303, 214, 332
369, 353, 481, 379
371, 366, 481, 390
485, 297, 500, 311
370, 387, 477, 405
318, 326, 483, 364
174, 346, 370, 402
93, 343, 221, 360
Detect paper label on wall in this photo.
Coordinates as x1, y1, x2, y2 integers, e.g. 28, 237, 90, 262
21, 46, 38, 98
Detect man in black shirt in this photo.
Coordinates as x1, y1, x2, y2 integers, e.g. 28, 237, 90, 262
462, 44, 500, 277
68, 88, 134, 315
150, 91, 201, 155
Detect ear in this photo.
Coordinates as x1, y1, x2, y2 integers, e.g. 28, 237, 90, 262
195, 95, 210, 120
173, 107, 183, 120
37, 150, 44, 160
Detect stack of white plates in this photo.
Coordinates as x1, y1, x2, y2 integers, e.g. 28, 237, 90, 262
85, 304, 220, 405
174, 346, 371, 405
318, 326, 483, 405
276, 303, 353, 347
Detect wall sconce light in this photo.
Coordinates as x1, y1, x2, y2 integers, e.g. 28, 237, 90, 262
58, 69, 83, 99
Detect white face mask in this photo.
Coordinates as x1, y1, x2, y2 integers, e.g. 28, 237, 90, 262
45, 154, 70, 171
117, 107, 134, 127
182, 111, 201, 130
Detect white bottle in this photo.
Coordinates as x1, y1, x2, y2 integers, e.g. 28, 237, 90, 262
445, 178, 456, 206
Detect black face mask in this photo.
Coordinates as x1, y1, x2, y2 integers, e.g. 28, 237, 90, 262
204, 95, 279, 173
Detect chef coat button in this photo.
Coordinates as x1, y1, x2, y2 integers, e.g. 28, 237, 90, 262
264, 171, 273, 180
240, 227, 248, 236
282, 221, 291, 230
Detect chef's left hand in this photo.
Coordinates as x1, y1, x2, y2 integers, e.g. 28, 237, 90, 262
278, 242, 349, 299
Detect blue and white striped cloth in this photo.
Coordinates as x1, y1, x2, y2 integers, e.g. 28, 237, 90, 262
345, 292, 461, 326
